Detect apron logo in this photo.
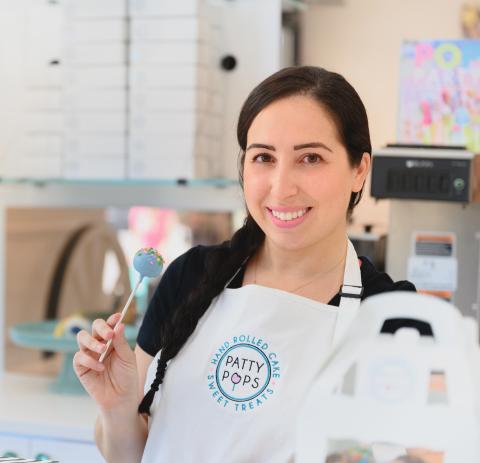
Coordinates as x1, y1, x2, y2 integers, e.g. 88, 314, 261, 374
207, 335, 281, 412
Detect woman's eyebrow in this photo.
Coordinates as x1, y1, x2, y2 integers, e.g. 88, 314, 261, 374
246, 143, 276, 151
294, 142, 332, 152
246, 142, 333, 152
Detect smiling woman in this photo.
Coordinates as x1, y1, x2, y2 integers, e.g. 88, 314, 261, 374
74, 66, 416, 463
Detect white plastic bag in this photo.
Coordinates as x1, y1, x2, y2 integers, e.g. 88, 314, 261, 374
296, 292, 480, 463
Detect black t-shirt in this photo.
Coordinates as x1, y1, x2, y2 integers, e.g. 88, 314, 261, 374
137, 244, 416, 357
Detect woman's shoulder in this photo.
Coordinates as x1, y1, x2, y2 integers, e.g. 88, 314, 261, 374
165, 242, 232, 280
359, 256, 416, 299
156, 242, 236, 296
137, 243, 231, 356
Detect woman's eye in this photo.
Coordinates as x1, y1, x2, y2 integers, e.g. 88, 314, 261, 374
252, 153, 274, 163
302, 153, 323, 164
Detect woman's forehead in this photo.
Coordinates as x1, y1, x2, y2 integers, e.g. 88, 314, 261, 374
246, 95, 341, 146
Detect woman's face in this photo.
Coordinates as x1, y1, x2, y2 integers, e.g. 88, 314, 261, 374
243, 94, 369, 251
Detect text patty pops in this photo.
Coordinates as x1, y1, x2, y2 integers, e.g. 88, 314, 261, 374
207, 334, 281, 412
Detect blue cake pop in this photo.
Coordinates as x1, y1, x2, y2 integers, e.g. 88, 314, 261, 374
99, 247, 164, 363
133, 247, 164, 279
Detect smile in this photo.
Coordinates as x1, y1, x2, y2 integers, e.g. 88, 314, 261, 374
270, 208, 309, 221
266, 207, 312, 228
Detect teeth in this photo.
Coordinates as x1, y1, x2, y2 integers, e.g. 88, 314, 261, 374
271, 208, 308, 221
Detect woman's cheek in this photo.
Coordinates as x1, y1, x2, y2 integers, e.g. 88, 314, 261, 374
245, 173, 269, 199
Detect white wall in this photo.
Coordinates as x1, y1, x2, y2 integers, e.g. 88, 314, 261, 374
300, 0, 466, 233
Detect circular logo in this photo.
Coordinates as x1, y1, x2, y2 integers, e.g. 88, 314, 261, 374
216, 344, 271, 402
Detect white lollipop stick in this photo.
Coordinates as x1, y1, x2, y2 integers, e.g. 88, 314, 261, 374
99, 276, 143, 363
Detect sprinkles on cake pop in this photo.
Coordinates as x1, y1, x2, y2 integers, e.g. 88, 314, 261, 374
133, 248, 164, 279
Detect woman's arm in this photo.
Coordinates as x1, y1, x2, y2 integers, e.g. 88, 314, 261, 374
94, 407, 148, 463
93, 345, 154, 462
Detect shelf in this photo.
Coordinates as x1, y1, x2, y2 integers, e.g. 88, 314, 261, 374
0, 177, 238, 187
0, 178, 244, 210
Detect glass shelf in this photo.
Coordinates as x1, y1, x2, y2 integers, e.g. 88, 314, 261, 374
0, 177, 238, 188
0, 177, 244, 210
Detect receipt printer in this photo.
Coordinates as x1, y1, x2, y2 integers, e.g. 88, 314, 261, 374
371, 144, 478, 202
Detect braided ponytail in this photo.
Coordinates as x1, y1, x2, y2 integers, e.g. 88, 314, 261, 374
138, 215, 264, 415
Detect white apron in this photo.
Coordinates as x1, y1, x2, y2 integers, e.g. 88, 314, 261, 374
141, 240, 362, 463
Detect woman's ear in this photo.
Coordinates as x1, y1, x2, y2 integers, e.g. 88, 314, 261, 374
352, 152, 371, 193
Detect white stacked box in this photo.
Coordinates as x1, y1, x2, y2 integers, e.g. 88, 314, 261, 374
1, 1, 64, 178
62, 0, 127, 179
128, 0, 224, 180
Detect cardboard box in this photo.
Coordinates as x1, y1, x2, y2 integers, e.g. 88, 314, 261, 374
129, 65, 207, 89
129, 111, 203, 134
64, 112, 126, 132
25, 113, 64, 132
64, 156, 126, 179
65, 19, 126, 43
127, 155, 215, 180
129, 133, 214, 158
1, 154, 63, 179
65, 0, 127, 19
24, 65, 63, 89
24, 89, 62, 111
64, 133, 126, 157
0, 133, 63, 178
63, 43, 126, 66
130, 42, 212, 66
129, 0, 201, 18
64, 66, 127, 88
131, 17, 207, 42
130, 112, 221, 138
130, 88, 210, 112
63, 89, 126, 111
3, 133, 62, 159
24, 2, 63, 58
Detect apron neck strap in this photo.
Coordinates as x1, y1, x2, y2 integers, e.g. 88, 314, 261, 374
332, 239, 363, 345
224, 256, 250, 289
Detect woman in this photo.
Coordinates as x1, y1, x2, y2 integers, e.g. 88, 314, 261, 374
74, 66, 415, 463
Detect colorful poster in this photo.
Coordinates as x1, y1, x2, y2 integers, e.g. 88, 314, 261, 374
398, 40, 480, 152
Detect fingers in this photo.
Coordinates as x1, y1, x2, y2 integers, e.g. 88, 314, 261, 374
106, 312, 122, 328
75, 313, 122, 361
92, 315, 120, 341
73, 350, 105, 375
75, 313, 132, 369
77, 329, 107, 354
74, 313, 127, 383
110, 323, 133, 361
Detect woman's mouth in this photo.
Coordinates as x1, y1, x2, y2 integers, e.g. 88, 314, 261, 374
266, 207, 312, 228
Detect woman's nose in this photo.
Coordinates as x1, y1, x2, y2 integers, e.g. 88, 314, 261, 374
270, 162, 298, 199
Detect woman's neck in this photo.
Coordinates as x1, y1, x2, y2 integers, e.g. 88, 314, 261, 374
256, 229, 348, 284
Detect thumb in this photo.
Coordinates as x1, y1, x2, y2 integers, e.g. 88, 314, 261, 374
111, 324, 133, 361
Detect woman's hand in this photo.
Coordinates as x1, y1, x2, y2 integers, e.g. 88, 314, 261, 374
73, 313, 139, 413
